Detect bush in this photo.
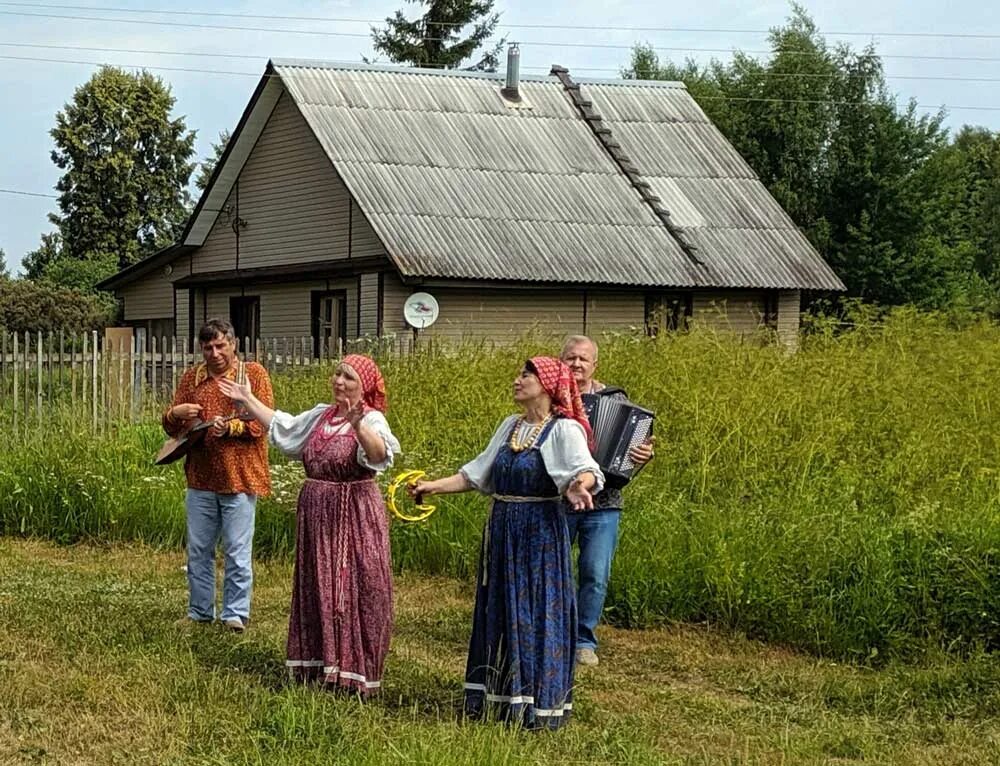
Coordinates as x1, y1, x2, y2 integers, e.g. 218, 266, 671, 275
0, 278, 115, 334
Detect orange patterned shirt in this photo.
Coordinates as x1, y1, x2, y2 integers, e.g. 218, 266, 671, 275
163, 361, 273, 497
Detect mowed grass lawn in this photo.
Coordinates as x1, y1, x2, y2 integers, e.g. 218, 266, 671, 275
2, 540, 1000, 765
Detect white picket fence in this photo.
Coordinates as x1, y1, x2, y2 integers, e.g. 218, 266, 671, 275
0, 330, 410, 431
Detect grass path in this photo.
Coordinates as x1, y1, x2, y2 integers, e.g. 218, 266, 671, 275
1, 539, 999, 765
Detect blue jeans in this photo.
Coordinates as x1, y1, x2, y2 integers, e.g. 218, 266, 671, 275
185, 489, 256, 623
564, 509, 621, 651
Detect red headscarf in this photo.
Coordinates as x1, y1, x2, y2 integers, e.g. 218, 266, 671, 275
527, 356, 594, 449
339, 354, 388, 413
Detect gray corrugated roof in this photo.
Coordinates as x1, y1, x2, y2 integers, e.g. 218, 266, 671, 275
266, 60, 844, 291
584, 82, 844, 290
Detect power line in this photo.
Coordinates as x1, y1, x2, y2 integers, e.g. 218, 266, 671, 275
5, 52, 1000, 112
5, 10, 1000, 65
0, 10, 373, 38
4, 1, 1000, 41
5, 42, 1000, 84
0, 53, 260, 76
0, 188, 57, 199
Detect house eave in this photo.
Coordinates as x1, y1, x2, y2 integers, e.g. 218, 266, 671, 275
172, 257, 393, 288
96, 244, 195, 291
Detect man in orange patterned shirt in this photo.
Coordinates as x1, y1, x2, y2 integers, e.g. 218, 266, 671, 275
164, 318, 273, 632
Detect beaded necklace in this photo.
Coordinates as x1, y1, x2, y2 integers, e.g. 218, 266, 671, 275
316, 405, 354, 440
508, 413, 552, 453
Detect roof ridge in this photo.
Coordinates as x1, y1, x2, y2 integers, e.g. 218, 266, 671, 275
550, 65, 704, 268
374, 210, 680, 228
289, 99, 580, 120
337, 160, 622, 178
271, 58, 688, 89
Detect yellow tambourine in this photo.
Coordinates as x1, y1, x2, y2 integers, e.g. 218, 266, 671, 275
386, 470, 437, 522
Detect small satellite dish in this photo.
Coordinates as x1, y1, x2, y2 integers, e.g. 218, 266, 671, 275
403, 292, 439, 329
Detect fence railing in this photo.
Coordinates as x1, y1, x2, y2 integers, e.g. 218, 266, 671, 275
0, 330, 412, 432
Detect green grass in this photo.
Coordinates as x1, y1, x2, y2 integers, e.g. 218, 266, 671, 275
4, 539, 1000, 765
4, 311, 1000, 658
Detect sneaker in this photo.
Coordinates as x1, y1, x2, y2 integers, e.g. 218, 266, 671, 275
576, 647, 599, 667
223, 618, 246, 633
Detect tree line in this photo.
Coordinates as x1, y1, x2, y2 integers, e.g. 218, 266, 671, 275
2, 2, 998, 332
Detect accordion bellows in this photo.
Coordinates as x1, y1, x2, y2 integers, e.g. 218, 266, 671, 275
582, 392, 655, 490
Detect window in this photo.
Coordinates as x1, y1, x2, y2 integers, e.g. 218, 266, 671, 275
229, 296, 260, 352
311, 290, 347, 358
645, 293, 692, 336
763, 290, 779, 329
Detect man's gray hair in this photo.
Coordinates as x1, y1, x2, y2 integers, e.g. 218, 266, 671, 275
198, 318, 236, 345
561, 334, 599, 361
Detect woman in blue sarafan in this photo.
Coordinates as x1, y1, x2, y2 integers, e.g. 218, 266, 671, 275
413, 356, 603, 730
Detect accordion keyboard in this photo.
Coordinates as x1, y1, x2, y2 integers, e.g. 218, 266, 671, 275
582, 394, 655, 489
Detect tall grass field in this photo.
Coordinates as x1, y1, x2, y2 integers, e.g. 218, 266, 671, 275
3, 310, 1000, 660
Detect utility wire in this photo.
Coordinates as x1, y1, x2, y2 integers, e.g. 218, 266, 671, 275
4, 53, 1000, 112
5, 10, 1000, 64
0, 188, 58, 198
4, 1, 1000, 41
4, 41, 1000, 84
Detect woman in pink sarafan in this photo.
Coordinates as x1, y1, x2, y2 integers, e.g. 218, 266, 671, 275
219, 354, 399, 695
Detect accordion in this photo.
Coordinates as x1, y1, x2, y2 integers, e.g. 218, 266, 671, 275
581, 390, 655, 489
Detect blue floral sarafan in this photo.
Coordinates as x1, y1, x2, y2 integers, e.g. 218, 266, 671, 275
463, 419, 577, 730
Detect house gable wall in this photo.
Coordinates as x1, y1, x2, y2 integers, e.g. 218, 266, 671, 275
190, 90, 387, 276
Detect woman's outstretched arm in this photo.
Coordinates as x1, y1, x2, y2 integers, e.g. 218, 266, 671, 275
218, 377, 275, 429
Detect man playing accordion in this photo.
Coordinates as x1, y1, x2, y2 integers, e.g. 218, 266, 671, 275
560, 335, 654, 667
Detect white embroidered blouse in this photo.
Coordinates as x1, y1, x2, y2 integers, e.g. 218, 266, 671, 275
267, 403, 400, 473
460, 415, 604, 496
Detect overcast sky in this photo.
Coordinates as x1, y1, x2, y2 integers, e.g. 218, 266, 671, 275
1, 0, 998, 275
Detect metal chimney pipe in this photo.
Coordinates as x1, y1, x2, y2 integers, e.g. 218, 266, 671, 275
501, 43, 521, 101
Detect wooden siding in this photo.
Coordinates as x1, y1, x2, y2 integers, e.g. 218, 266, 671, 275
359, 273, 379, 336
189, 186, 238, 274
191, 289, 208, 328
381, 272, 410, 336
351, 201, 386, 260
204, 290, 232, 327
777, 289, 800, 349
175, 287, 190, 339
692, 291, 766, 334
237, 93, 352, 269
383, 278, 640, 342
188, 92, 389, 275
196, 279, 360, 343
121, 269, 174, 321
382, 284, 585, 343
585, 292, 644, 333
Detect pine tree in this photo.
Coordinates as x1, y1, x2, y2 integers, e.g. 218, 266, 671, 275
371, 0, 504, 70
195, 130, 231, 192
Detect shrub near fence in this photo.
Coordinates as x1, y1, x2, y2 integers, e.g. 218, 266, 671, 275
3, 313, 1000, 660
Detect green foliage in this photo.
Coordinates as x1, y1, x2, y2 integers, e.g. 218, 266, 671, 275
0, 248, 9, 280
6, 322, 1000, 660
371, 0, 504, 70
0, 278, 114, 333
44, 66, 196, 290
21, 231, 62, 282
194, 129, 231, 192
626, 6, 998, 311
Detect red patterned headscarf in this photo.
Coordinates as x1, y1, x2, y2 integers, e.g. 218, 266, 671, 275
339, 354, 388, 413
527, 356, 594, 449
